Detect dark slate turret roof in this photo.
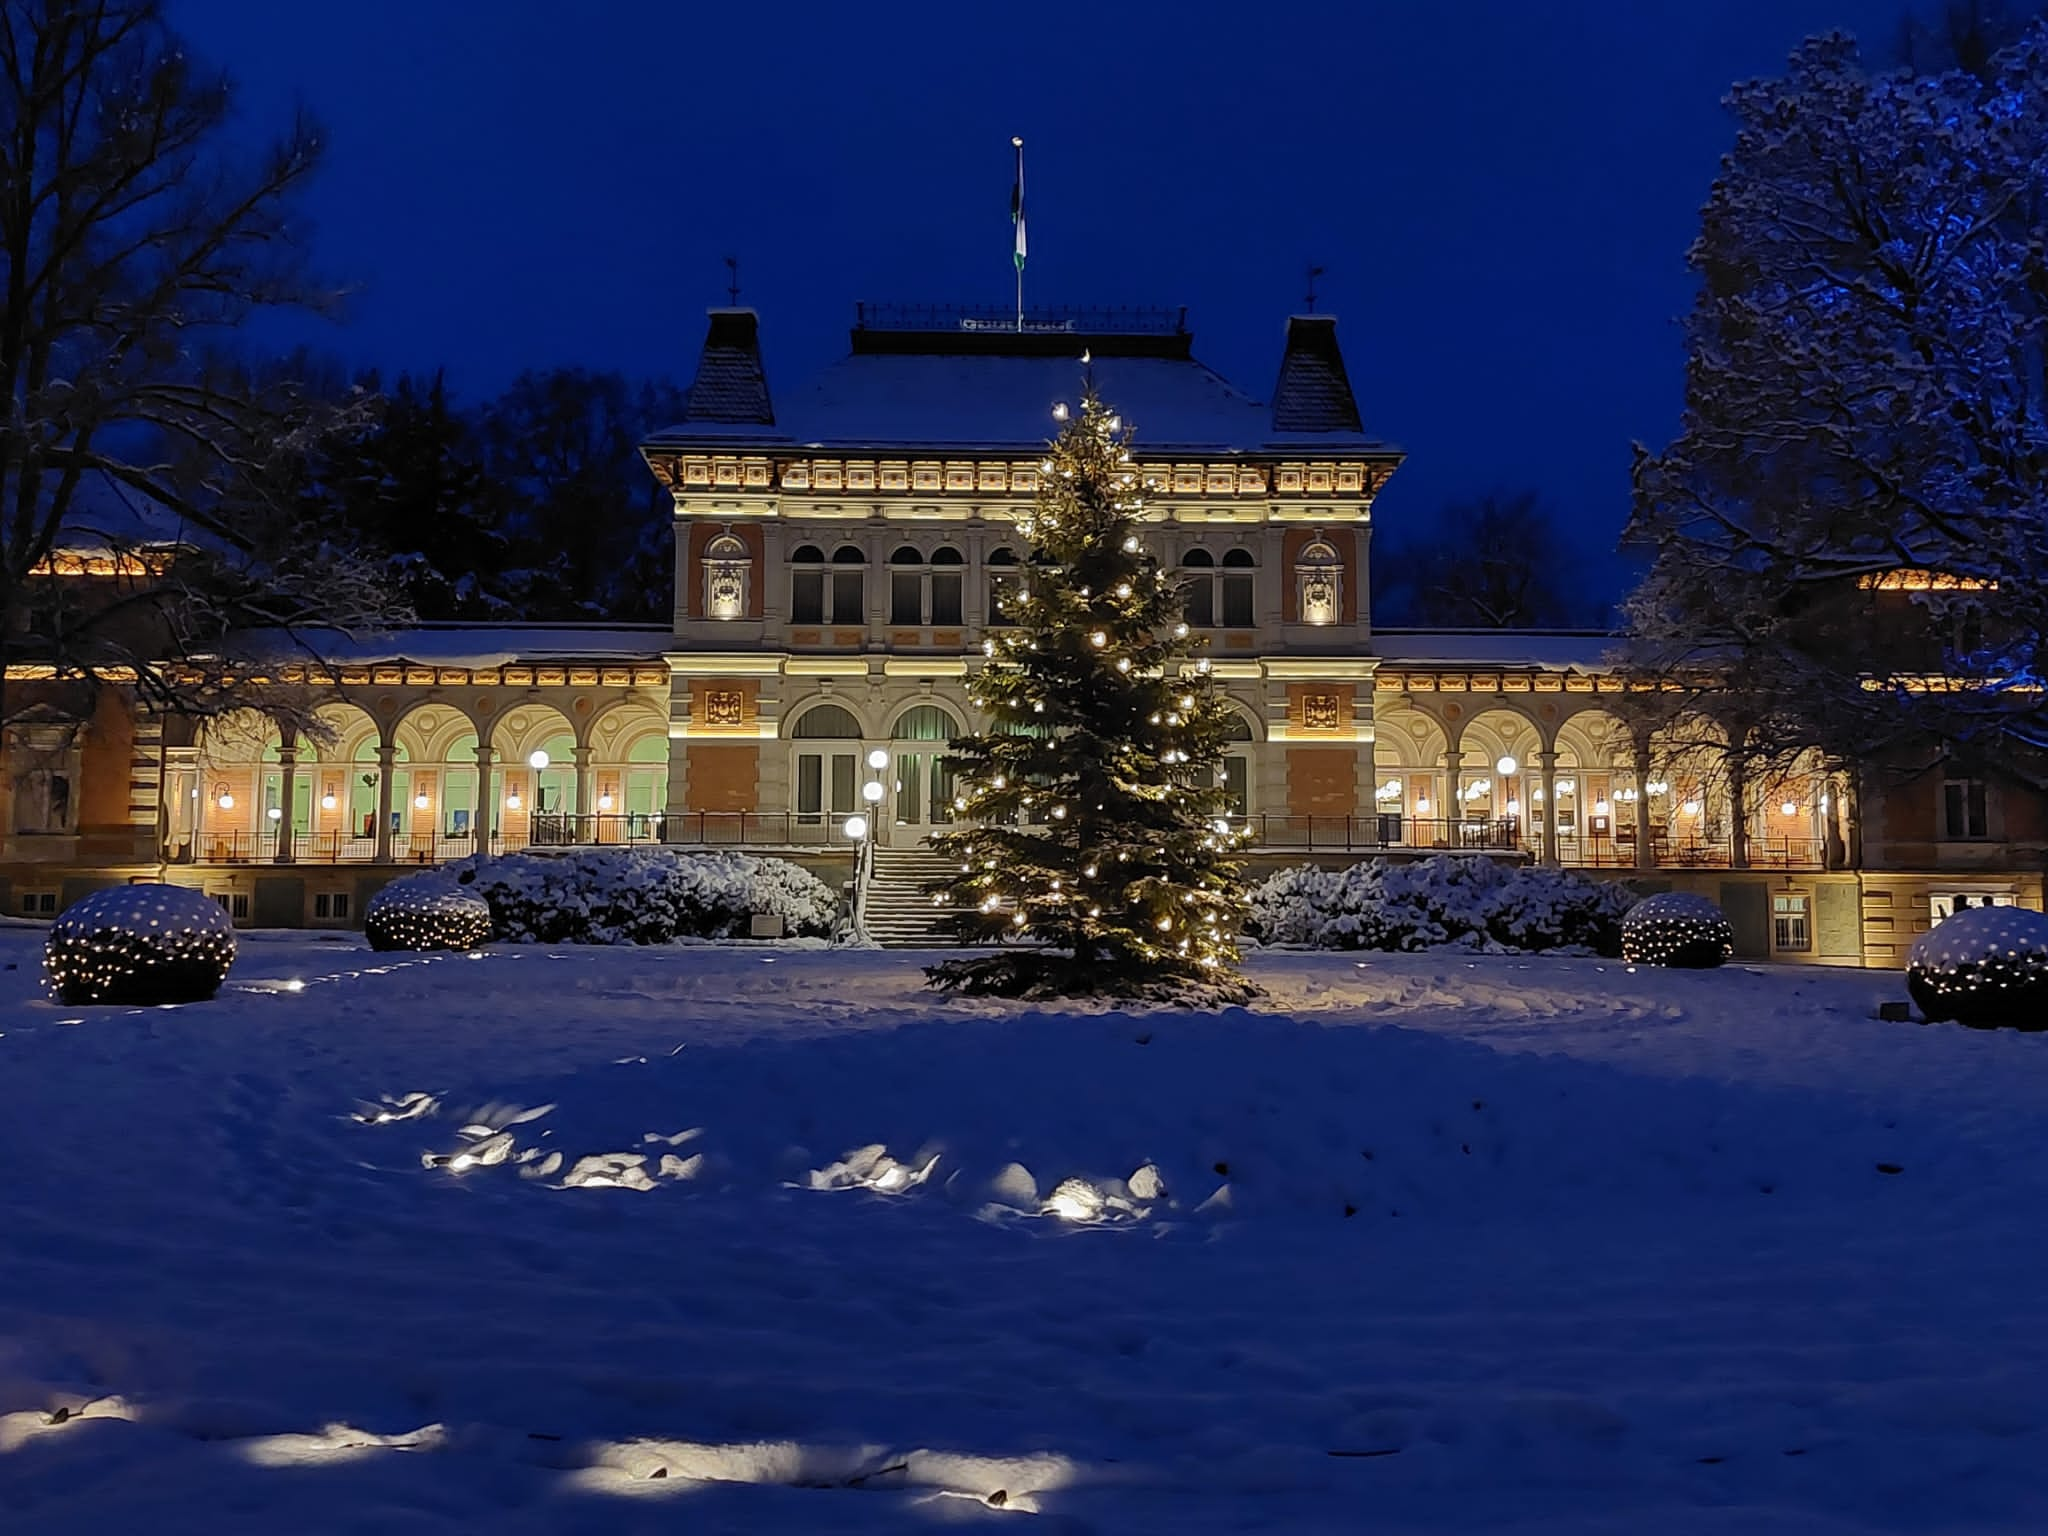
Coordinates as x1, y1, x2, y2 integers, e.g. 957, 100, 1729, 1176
680, 309, 775, 425
652, 305, 1394, 456
1270, 315, 1363, 434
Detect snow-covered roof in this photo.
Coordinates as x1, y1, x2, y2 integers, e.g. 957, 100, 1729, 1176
246, 625, 671, 670
51, 471, 199, 556
651, 308, 1398, 457
1371, 630, 1623, 671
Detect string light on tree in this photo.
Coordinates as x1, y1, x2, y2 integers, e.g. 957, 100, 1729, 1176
925, 388, 1252, 1002
44, 884, 238, 1005
364, 876, 494, 952
1620, 892, 1734, 968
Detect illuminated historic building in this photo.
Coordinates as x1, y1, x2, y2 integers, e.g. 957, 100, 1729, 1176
3, 305, 2041, 961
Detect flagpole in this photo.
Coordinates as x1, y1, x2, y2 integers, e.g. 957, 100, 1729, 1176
1011, 136, 1025, 331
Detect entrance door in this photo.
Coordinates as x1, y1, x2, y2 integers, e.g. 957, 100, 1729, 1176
886, 704, 961, 848
889, 750, 955, 844
795, 750, 858, 838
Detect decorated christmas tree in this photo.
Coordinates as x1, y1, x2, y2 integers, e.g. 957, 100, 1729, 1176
926, 389, 1252, 1002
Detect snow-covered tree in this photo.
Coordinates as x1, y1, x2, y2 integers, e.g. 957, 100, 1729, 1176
1378, 489, 1598, 628
927, 392, 1251, 1002
1627, 26, 2048, 787
0, 0, 401, 734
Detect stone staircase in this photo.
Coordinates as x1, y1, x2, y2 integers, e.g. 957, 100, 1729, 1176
862, 845, 967, 948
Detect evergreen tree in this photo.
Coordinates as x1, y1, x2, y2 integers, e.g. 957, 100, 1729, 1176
927, 391, 1251, 1002
324, 373, 512, 620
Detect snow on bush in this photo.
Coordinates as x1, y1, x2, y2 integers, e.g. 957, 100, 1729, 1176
1248, 854, 1638, 954
441, 847, 837, 944
43, 884, 236, 1005
1907, 904, 2048, 1027
1621, 892, 1733, 969
364, 876, 494, 952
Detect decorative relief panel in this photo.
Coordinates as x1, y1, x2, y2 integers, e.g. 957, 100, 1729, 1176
1302, 693, 1342, 731
704, 690, 744, 727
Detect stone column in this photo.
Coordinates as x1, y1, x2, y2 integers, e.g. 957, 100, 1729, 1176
373, 744, 396, 864
1536, 749, 1559, 866
473, 743, 496, 853
573, 744, 594, 841
1632, 736, 1655, 871
191, 759, 208, 860
1844, 769, 1863, 871
1728, 754, 1750, 870
275, 743, 298, 864
1441, 747, 1463, 846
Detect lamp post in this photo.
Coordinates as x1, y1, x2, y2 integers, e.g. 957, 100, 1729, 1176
843, 750, 893, 945
844, 812, 872, 943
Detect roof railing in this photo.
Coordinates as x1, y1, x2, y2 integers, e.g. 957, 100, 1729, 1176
854, 302, 1189, 336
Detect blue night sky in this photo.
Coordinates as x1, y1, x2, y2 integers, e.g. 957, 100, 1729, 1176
177, 0, 1913, 607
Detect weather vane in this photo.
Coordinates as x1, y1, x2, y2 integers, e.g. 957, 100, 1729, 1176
724, 255, 741, 306
1305, 263, 1326, 313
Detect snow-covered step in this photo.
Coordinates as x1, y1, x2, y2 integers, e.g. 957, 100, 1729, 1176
863, 846, 969, 946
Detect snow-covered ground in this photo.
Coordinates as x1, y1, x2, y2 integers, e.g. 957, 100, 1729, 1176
3, 933, 2046, 1533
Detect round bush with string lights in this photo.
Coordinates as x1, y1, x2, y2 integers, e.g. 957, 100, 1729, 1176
1906, 904, 2048, 1028
43, 884, 238, 1006
364, 876, 494, 952
1620, 891, 1734, 969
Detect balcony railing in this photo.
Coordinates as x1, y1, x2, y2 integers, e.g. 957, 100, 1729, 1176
1557, 834, 1828, 872
169, 813, 1828, 871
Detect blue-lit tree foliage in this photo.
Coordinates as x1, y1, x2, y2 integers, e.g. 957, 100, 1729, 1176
1628, 26, 2048, 786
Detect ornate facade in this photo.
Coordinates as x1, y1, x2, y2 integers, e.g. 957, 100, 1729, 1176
3, 305, 2041, 961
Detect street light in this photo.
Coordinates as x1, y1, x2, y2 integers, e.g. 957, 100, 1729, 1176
528, 749, 550, 771
861, 780, 885, 804
1495, 755, 1518, 777
867, 748, 889, 771
844, 814, 868, 841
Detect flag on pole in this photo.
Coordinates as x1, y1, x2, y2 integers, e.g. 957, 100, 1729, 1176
1010, 136, 1027, 272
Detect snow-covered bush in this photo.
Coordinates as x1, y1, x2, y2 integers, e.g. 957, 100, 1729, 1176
1247, 855, 1637, 955
1487, 864, 1643, 952
1620, 892, 1733, 969
1907, 905, 2048, 1027
365, 876, 494, 952
442, 847, 836, 944
43, 884, 236, 1005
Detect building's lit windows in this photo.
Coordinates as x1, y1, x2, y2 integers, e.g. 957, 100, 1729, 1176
1772, 894, 1811, 952
1941, 777, 1989, 840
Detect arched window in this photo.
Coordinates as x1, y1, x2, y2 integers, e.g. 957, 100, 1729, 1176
986, 548, 1020, 624
623, 732, 669, 833
790, 703, 863, 738
703, 532, 749, 621
1295, 539, 1341, 626
888, 544, 967, 627
930, 546, 964, 626
829, 545, 867, 626
790, 545, 825, 624
891, 704, 960, 742
889, 545, 925, 625
1220, 548, 1257, 629
890, 705, 961, 826
1181, 548, 1216, 628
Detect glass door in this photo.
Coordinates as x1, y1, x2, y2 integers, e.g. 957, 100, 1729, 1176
795, 751, 858, 829
890, 752, 955, 842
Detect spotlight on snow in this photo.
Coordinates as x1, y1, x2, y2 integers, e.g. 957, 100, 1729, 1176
364, 876, 494, 952
1620, 892, 1733, 969
1908, 904, 2048, 1027
1043, 1177, 1106, 1222
43, 884, 237, 1006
